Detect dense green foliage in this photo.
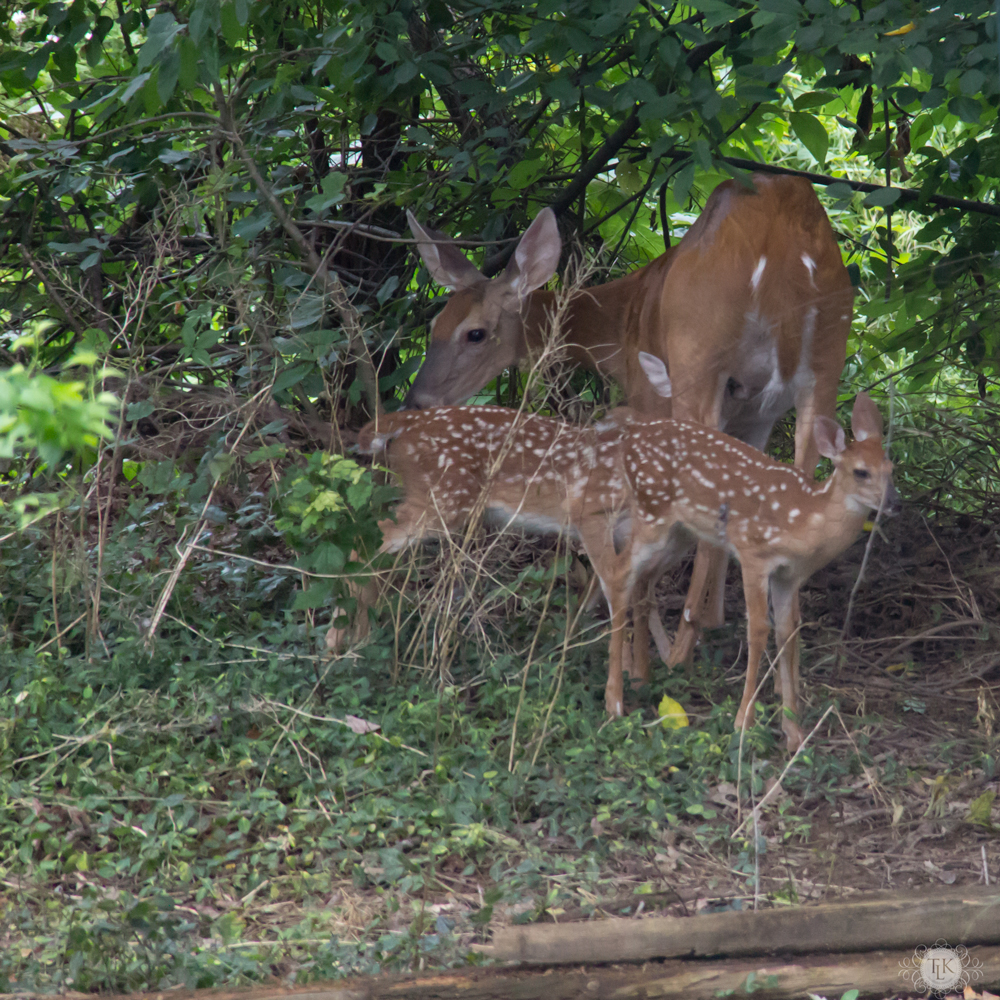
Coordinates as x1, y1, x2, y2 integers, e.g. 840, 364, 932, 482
1, 0, 998, 426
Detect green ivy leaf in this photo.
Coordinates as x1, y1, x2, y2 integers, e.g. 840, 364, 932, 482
305, 171, 349, 214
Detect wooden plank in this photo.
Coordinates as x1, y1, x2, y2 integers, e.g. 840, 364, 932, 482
488, 887, 1000, 965
6, 946, 999, 1000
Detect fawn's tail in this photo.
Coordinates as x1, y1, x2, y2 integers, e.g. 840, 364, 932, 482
357, 412, 419, 453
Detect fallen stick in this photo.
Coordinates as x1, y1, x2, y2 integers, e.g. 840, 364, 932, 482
486, 886, 1000, 965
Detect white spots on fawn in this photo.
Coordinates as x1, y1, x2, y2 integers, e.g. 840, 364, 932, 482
788, 508, 801, 522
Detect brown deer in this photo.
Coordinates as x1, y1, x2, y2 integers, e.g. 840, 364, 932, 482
605, 391, 898, 749
403, 173, 854, 668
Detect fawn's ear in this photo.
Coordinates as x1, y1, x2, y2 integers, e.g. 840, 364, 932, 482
814, 415, 846, 459
408, 210, 485, 290
638, 351, 672, 398
504, 208, 561, 300
851, 391, 884, 442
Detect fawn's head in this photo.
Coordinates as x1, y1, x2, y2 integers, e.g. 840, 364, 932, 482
814, 393, 900, 515
404, 210, 561, 409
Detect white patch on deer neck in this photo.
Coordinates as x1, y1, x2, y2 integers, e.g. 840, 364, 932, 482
750, 255, 767, 293
801, 253, 817, 288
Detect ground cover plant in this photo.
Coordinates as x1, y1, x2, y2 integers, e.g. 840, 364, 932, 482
1, 0, 1000, 993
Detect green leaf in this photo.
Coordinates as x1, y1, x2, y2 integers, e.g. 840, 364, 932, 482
967, 791, 996, 828
208, 452, 235, 481
136, 12, 180, 71
156, 48, 180, 104
691, 138, 712, 171
233, 212, 273, 240
305, 171, 349, 214
909, 113, 932, 151
825, 181, 854, 202
960, 69, 986, 96
616, 159, 643, 196
947, 96, 981, 125
693, 0, 740, 29
863, 187, 902, 208
793, 90, 836, 111
788, 111, 828, 166
220, 2, 244, 47
120, 72, 151, 104
142, 72, 162, 115
188, 0, 220, 46
178, 37, 199, 91
394, 61, 420, 85
505, 157, 545, 193
198, 37, 220, 84
273, 364, 309, 394
672, 160, 695, 203
126, 400, 155, 420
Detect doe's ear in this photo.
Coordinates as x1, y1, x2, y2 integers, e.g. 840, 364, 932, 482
506, 208, 561, 299
638, 351, 672, 398
813, 415, 846, 459
851, 391, 884, 442
407, 210, 484, 291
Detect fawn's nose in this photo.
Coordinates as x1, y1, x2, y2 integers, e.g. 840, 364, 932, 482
882, 479, 902, 516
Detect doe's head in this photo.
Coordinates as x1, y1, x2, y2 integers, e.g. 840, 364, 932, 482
404, 209, 561, 409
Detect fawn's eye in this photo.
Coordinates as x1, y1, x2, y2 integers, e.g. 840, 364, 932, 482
853, 468, 871, 480
466, 328, 487, 343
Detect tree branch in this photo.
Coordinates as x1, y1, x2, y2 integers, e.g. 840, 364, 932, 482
481, 11, 760, 274
213, 85, 383, 417
720, 155, 1000, 219
482, 110, 643, 276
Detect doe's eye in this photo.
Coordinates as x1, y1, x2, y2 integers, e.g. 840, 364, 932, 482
853, 468, 871, 480
466, 328, 487, 343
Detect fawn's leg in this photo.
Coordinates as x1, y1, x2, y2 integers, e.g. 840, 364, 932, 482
770, 576, 805, 750
734, 561, 770, 735
582, 521, 632, 718
669, 542, 727, 665
628, 577, 652, 687
325, 505, 430, 653
601, 575, 630, 717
